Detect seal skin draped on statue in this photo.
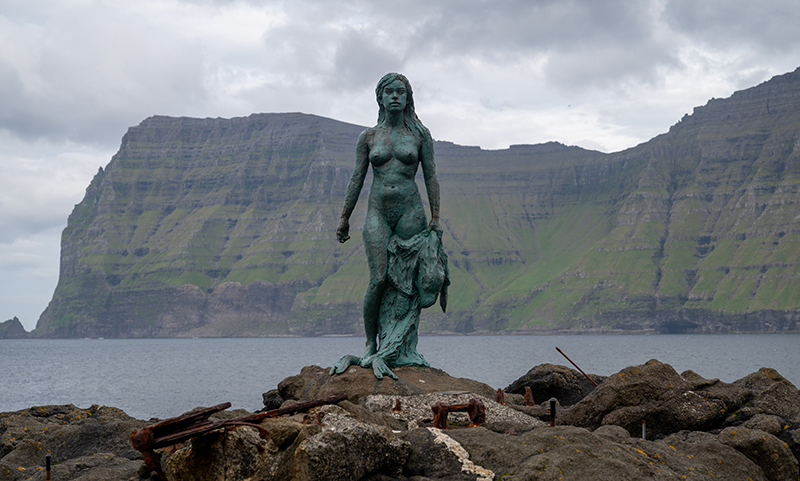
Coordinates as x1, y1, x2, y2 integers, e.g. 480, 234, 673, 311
331, 73, 450, 379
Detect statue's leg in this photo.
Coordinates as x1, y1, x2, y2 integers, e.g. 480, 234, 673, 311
361, 209, 389, 359
394, 199, 427, 240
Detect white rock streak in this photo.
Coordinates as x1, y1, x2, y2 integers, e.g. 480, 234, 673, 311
427, 427, 495, 481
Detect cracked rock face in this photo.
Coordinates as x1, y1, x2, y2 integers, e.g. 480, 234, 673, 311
293, 412, 410, 481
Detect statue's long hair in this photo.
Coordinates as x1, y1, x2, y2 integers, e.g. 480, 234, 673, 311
375, 73, 429, 141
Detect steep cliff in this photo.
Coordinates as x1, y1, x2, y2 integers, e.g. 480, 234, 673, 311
35, 68, 800, 337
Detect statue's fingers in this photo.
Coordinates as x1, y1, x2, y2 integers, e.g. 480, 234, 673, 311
331, 355, 358, 375
372, 358, 397, 380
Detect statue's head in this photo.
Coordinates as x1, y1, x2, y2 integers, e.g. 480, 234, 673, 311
376, 73, 419, 128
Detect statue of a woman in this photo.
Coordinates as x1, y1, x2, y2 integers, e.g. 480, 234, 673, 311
331, 73, 449, 379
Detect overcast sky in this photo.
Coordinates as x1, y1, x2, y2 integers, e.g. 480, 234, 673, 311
2, 0, 800, 331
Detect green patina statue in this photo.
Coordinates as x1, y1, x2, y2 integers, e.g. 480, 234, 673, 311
331, 73, 450, 380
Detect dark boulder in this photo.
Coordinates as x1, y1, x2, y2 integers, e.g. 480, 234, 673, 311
561, 359, 752, 437
261, 389, 284, 410
730, 367, 800, 464
448, 424, 773, 480
0, 404, 148, 481
504, 363, 606, 406
718, 426, 799, 481
734, 368, 800, 423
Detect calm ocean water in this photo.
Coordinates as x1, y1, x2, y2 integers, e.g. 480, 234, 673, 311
1, 334, 798, 420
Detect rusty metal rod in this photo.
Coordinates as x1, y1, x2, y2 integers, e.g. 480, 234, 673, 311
46, 454, 51, 481
248, 394, 348, 422
555, 347, 598, 386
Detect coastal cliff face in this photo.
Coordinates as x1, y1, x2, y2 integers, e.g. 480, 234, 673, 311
34, 68, 800, 337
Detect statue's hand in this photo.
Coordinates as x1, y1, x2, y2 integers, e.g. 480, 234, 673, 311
371, 357, 398, 380
336, 218, 350, 243
330, 355, 359, 375
428, 218, 442, 235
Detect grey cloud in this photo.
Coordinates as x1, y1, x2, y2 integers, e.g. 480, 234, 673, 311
663, 0, 800, 53
369, 0, 680, 92
247, 0, 682, 97
332, 29, 404, 90
0, 4, 207, 147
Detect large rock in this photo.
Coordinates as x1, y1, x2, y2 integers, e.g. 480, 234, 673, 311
0, 404, 148, 481
561, 359, 752, 436
165, 425, 269, 481
292, 411, 409, 481
504, 363, 606, 406
164, 407, 410, 481
449, 425, 772, 481
396, 428, 478, 480
718, 426, 799, 481
734, 368, 800, 422
275, 365, 496, 404
729, 367, 800, 463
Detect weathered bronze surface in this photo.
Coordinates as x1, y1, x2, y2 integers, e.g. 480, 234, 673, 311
332, 73, 449, 380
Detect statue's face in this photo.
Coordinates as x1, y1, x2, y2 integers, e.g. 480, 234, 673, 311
381, 79, 407, 113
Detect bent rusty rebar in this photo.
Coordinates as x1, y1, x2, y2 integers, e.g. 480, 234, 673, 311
131, 394, 347, 480
431, 398, 486, 429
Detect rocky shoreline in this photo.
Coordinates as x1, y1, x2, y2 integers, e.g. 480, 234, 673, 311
2, 360, 799, 480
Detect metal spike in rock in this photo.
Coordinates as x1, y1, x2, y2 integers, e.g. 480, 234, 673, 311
524, 386, 535, 406
495, 388, 505, 405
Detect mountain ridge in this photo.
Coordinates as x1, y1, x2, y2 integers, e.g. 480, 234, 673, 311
33, 67, 800, 337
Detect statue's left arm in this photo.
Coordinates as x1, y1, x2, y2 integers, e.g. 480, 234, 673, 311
420, 128, 440, 231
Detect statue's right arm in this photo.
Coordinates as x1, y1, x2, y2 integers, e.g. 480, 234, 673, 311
337, 130, 370, 243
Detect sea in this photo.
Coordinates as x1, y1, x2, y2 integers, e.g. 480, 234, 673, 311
1, 334, 798, 421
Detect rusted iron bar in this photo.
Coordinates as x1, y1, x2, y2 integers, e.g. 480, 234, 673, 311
549, 398, 557, 427
45, 454, 51, 481
249, 394, 348, 421
524, 387, 535, 406
392, 398, 403, 412
431, 398, 486, 429
495, 388, 505, 405
131, 395, 347, 480
555, 347, 598, 386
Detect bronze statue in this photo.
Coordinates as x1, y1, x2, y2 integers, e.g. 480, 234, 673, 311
331, 73, 449, 379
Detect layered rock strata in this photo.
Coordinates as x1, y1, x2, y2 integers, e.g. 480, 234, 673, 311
35, 67, 800, 337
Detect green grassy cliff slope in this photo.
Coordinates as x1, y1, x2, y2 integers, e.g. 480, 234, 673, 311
34, 68, 800, 337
